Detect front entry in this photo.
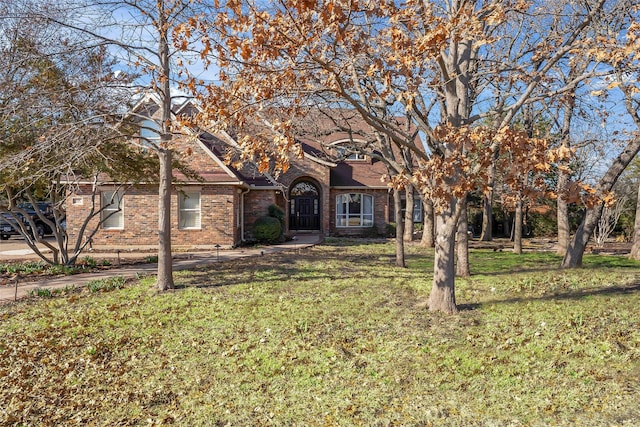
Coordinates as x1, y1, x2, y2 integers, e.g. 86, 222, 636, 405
289, 181, 320, 231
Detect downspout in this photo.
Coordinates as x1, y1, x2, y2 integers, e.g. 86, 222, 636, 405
240, 187, 251, 242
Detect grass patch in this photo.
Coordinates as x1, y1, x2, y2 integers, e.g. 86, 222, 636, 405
0, 240, 638, 426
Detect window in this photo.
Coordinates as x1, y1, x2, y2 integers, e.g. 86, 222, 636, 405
102, 191, 123, 229
140, 119, 160, 145
336, 193, 374, 227
413, 197, 423, 223
179, 192, 201, 229
335, 146, 366, 161
400, 194, 424, 223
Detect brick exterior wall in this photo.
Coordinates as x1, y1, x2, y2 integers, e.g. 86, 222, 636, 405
66, 184, 240, 249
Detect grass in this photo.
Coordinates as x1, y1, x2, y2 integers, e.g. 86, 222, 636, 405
0, 240, 638, 426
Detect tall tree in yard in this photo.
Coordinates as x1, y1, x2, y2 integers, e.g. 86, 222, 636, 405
0, 0, 157, 265
185, 0, 610, 313
46, 0, 208, 290
631, 180, 640, 260
561, 13, 640, 268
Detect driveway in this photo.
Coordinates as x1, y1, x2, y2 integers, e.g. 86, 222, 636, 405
0, 235, 56, 258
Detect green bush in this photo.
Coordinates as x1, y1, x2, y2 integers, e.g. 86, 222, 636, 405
528, 212, 557, 237
268, 204, 285, 224
253, 216, 282, 243
363, 225, 380, 238
384, 223, 396, 238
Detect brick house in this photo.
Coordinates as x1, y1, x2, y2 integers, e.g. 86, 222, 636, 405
65, 97, 421, 249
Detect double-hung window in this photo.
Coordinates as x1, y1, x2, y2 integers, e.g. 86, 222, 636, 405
336, 193, 374, 227
102, 191, 124, 229
140, 119, 160, 147
179, 192, 201, 230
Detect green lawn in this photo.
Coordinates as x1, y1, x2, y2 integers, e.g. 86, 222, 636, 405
1, 239, 639, 426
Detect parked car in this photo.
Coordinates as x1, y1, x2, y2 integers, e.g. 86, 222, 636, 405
0, 213, 21, 240
0, 202, 59, 240
18, 202, 57, 238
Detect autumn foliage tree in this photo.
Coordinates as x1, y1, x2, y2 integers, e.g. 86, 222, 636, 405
179, 0, 616, 313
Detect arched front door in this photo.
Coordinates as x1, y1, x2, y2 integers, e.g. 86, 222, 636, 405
289, 180, 321, 231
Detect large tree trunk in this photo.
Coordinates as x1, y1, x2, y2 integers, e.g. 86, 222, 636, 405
480, 162, 496, 241
562, 135, 640, 268
513, 197, 523, 254
503, 208, 511, 238
156, 148, 174, 291
394, 188, 406, 268
556, 177, 570, 255
628, 181, 640, 260
156, 8, 175, 292
556, 90, 575, 255
421, 198, 435, 247
562, 206, 602, 268
404, 186, 415, 242
456, 197, 470, 277
428, 198, 461, 314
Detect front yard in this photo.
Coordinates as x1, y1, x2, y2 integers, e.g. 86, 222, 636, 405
1, 239, 639, 426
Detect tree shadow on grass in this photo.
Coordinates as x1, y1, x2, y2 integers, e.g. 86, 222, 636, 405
474, 280, 640, 309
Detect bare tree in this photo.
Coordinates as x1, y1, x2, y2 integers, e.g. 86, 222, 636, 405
45, 0, 210, 290
593, 195, 628, 247
0, 0, 157, 265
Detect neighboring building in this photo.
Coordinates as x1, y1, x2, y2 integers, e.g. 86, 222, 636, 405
65, 96, 421, 249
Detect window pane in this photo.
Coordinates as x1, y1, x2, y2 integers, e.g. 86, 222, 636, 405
336, 195, 347, 215
181, 193, 200, 210
103, 211, 124, 229
101, 191, 123, 229
349, 194, 362, 215
140, 119, 160, 142
179, 192, 201, 229
363, 194, 373, 215
413, 197, 423, 222
180, 211, 200, 229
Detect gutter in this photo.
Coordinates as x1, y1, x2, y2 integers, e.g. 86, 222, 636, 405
240, 187, 251, 242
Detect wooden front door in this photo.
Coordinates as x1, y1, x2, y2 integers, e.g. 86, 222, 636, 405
290, 196, 320, 230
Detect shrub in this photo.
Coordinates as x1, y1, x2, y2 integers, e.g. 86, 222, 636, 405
528, 212, 557, 237
253, 216, 282, 243
384, 223, 396, 238
363, 225, 380, 238
81, 256, 98, 268
268, 204, 285, 224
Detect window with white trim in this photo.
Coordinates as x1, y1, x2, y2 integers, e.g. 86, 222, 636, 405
179, 192, 201, 229
140, 119, 160, 146
101, 191, 123, 229
336, 193, 374, 227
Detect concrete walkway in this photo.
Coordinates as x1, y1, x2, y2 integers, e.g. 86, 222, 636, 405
0, 234, 321, 304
